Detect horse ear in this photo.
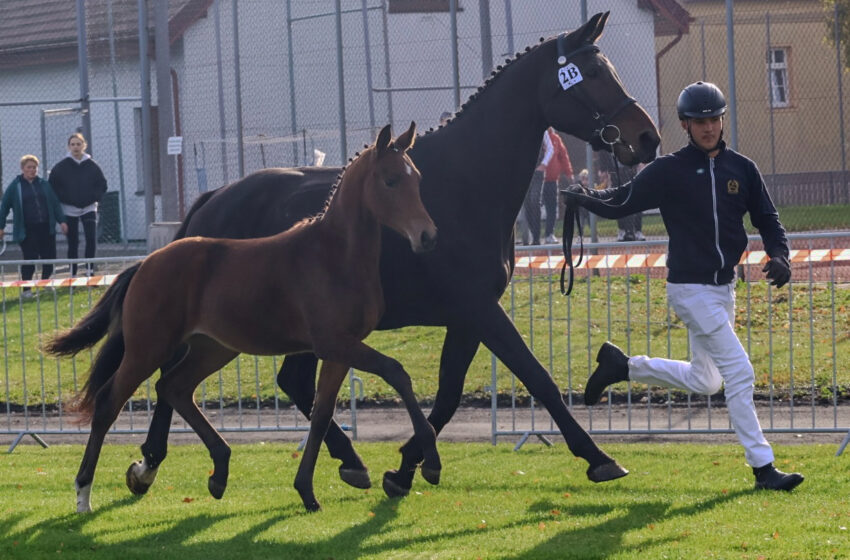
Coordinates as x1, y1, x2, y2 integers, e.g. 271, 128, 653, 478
394, 121, 417, 152
587, 11, 608, 43
376, 124, 392, 157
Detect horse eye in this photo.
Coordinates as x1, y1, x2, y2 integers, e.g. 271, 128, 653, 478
584, 65, 599, 78
385, 178, 399, 188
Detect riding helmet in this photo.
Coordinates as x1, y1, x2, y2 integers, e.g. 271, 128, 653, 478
676, 81, 727, 120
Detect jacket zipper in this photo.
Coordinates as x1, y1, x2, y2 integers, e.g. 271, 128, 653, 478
709, 157, 724, 284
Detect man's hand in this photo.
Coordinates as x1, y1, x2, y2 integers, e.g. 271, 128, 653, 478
762, 255, 791, 288
0, 229, 4, 240
60, 223, 68, 235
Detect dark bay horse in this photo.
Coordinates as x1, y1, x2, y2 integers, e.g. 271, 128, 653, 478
136, 12, 661, 498
46, 123, 439, 512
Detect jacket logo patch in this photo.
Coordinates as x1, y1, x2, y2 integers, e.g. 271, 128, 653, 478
727, 179, 739, 194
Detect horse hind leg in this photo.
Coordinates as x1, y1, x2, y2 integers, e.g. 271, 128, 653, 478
126, 344, 191, 496
76, 358, 155, 513
277, 354, 370, 489
155, 336, 238, 499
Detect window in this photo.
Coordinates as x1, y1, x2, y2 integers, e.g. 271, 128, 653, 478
768, 47, 790, 108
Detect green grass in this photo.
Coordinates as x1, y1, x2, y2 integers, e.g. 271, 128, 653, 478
1, 442, 845, 559
2, 274, 849, 407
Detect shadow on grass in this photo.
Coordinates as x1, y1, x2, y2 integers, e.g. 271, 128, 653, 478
505, 489, 749, 560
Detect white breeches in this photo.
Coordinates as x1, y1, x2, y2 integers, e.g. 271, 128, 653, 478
628, 282, 774, 468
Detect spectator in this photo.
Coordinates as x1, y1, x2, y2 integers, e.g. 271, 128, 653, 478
598, 155, 645, 241
49, 133, 107, 276
0, 155, 68, 297
540, 127, 573, 244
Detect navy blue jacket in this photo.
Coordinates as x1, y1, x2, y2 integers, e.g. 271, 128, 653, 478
580, 141, 788, 285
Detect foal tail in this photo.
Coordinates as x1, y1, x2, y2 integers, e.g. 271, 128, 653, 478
44, 262, 140, 357
44, 263, 140, 422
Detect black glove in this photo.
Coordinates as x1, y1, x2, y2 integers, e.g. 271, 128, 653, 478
559, 184, 590, 207
762, 255, 791, 288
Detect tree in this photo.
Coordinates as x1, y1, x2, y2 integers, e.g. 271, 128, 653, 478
824, 0, 850, 71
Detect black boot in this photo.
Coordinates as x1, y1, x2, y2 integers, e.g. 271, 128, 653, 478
584, 342, 630, 406
753, 463, 804, 491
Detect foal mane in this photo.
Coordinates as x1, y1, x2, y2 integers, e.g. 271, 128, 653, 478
294, 141, 378, 228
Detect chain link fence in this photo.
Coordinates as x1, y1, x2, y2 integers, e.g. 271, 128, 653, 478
0, 1, 847, 244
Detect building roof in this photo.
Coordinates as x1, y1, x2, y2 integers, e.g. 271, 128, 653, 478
0, 0, 213, 69
0, 0, 690, 70
639, 0, 692, 36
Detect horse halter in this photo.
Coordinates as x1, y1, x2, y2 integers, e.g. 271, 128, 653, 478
556, 34, 636, 150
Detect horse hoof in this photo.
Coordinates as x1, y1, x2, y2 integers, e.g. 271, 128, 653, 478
303, 499, 322, 513
420, 466, 441, 486
587, 461, 629, 483
339, 467, 371, 489
125, 461, 152, 495
208, 477, 227, 499
382, 471, 411, 498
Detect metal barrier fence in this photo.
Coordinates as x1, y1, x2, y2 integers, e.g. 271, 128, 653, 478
0, 255, 363, 452
493, 231, 850, 451
2, 232, 849, 453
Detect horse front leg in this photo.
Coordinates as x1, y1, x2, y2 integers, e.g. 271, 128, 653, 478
293, 360, 349, 512
276, 353, 369, 489
384, 326, 479, 496
475, 301, 628, 483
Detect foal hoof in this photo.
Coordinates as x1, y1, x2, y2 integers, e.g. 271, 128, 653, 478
208, 477, 227, 499
125, 461, 152, 495
420, 466, 441, 486
339, 467, 372, 489
587, 461, 629, 483
382, 470, 411, 498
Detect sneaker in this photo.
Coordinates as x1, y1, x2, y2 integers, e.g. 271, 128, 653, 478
584, 341, 630, 405
544, 234, 560, 244
616, 229, 626, 241
753, 463, 804, 491
634, 231, 646, 241
21, 290, 34, 300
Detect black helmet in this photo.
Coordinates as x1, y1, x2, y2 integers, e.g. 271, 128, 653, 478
677, 81, 727, 120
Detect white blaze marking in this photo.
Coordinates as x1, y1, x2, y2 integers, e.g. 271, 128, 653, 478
405, 164, 412, 175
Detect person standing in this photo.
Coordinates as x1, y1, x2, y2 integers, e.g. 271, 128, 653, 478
563, 81, 803, 491
540, 127, 573, 244
0, 155, 68, 296
49, 133, 107, 276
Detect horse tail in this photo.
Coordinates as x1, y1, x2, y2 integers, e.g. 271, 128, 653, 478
69, 332, 125, 424
173, 190, 216, 240
44, 262, 140, 357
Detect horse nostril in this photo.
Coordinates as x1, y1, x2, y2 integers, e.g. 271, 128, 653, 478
421, 230, 437, 251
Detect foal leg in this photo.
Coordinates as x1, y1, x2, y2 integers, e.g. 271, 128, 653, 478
293, 360, 349, 512
126, 345, 190, 495
277, 353, 369, 488
76, 360, 156, 513
316, 338, 440, 494
384, 326, 479, 496
155, 337, 239, 499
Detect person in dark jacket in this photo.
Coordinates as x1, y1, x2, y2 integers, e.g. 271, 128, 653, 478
563, 82, 803, 492
49, 133, 107, 276
0, 155, 68, 296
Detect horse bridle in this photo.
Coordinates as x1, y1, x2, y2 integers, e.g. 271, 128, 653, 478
555, 35, 638, 296
556, 35, 637, 151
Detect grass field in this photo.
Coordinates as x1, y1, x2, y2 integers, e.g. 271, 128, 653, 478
1, 441, 846, 559
2, 273, 849, 407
